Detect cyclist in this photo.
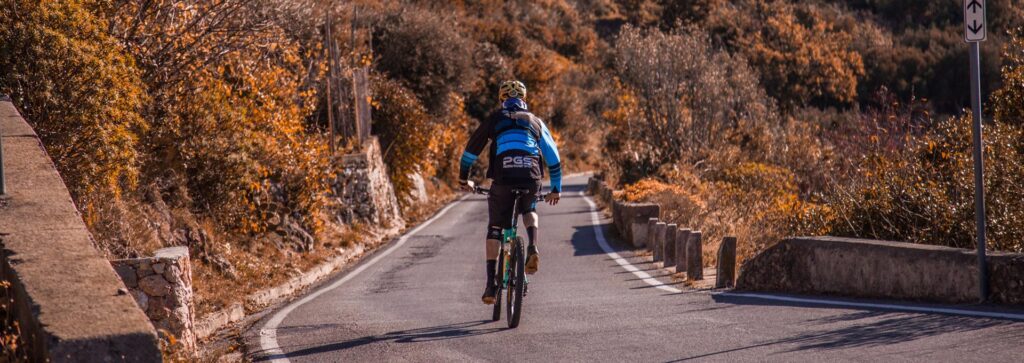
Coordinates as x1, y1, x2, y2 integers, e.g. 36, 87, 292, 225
459, 80, 562, 305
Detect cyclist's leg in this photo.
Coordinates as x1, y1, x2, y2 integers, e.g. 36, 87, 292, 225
517, 181, 542, 274
483, 184, 515, 303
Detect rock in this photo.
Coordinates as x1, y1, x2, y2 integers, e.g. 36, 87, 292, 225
164, 264, 182, 284
131, 290, 149, 310
266, 212, 282, 229
137, 261, 154, 277
114, 264, 138, 288
117, 288, 129, 295
286, 220, 316, 252
147, 297, 168, 320
139, 275, 171, 297
407, 172, 429, 205
153, 262, 166, 274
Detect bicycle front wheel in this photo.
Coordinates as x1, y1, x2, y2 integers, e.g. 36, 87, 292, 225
507, 237, 526, 328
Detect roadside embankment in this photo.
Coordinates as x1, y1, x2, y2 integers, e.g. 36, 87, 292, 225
589, 175, 1024, 305
0, 98, 160, 361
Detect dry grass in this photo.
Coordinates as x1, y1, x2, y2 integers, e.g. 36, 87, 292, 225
618, 172, 825, 268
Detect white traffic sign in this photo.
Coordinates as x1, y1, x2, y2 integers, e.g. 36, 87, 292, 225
964, 0, 987, 42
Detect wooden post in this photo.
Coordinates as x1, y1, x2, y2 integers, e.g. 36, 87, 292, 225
663, 224, 678, 269
716, 236, 737, 288
675, 229, 691, 273
324, 15, 336, 155
686, 231, 703, 280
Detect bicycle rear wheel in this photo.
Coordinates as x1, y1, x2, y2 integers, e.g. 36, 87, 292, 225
491, 252, 504, 322
507, 237, 526, 328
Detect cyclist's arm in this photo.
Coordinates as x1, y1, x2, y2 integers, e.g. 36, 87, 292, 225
459, 119, 491, 181
538, 120, 562, 193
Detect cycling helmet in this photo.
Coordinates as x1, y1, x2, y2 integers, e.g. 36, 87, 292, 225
498, 80, 527, 101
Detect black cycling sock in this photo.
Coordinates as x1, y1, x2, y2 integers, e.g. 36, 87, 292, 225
526, 226, 537, 247
486, 259, 496, 285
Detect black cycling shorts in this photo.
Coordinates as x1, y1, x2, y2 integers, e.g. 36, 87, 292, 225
487, 181, 541, 234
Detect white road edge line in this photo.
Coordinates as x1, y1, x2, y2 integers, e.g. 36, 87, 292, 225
579, 191, 1024, 321
257, 195, 471, 362
580, 191, 682, 294
716, 292, 1024, 321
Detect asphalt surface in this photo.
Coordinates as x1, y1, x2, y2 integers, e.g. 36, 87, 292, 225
246, 176, 1024, 362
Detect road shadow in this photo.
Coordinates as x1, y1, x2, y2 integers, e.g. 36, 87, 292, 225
569, 223, 614, 256
670, 298, 1024, 361
253, 320, 503, 361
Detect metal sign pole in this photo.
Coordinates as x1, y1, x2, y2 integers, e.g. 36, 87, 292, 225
968, 41, 988, 302
964, 0, 988, 302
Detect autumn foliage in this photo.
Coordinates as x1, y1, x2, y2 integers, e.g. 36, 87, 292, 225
3, 0, 1024, 317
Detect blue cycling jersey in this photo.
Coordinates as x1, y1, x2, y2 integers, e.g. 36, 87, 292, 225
459, 98, 562, 193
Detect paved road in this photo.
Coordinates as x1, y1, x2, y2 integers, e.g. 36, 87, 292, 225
246, 176, 1024, 362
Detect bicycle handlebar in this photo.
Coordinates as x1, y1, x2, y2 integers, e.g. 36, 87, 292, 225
473, 186, 549, 199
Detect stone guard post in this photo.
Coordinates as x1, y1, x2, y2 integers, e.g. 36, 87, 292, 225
675, 229, 691, 273
113, 246, 195, 353
716, 237, 737, 288
686, 231, 703, 280
663, 224, 678, 268
652, 222, 667, 262
645, 218, 659, 255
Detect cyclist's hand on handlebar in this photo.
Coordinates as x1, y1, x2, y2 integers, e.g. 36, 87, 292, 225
544, 192, 560, 206
459, 179, 476, 192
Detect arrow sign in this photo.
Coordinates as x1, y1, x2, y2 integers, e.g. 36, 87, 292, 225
967, 0, 982, 12
964, 0, 987, 42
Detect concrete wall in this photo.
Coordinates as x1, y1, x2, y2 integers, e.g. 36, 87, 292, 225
736, 237, 1024, 305
610, 200, 660, 248
0, 98, 160, 361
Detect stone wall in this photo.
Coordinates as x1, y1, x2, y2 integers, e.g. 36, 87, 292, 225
0, 97, 160, 361
112, 246, 196, 353
336, 136, 404, 229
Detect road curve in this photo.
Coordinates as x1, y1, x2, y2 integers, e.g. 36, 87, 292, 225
245, 175, 1024, 362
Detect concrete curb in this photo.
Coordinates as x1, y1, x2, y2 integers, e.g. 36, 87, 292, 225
245, 244, 367, 309
194, 303, 244, 340
194, 243, 369, 340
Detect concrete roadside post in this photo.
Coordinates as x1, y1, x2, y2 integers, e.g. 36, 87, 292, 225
653, 222, 667, 262
646, 218, 659, 255
716, 237, 737, 288
676, 229, 691, 273
663, 224, 678, 269
687, 231, 703, 280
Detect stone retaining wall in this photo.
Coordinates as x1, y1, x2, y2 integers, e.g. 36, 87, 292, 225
113, 246, 195, 353
0, 98, 160, 361
337, 136, 405, 229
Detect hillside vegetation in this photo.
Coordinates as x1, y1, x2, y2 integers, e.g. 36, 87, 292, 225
1, 0, 1023, 317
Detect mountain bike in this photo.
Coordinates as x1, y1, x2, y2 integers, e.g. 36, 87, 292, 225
474, 186, 543, 329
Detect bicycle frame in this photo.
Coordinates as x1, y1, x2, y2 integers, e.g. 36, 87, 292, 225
497, 197, 520, 289
474, 185, 543, 290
